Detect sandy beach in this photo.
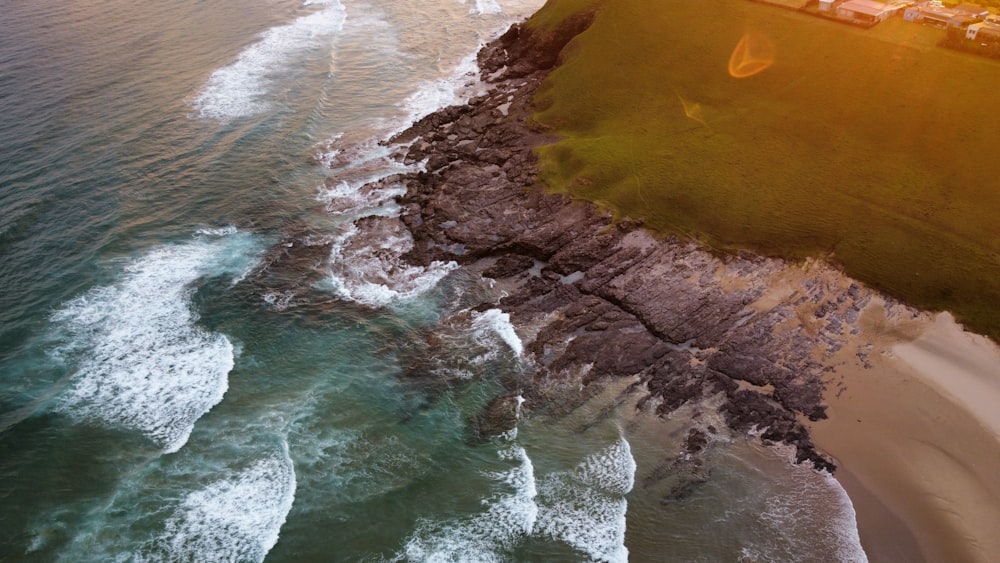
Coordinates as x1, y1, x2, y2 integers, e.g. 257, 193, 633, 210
809, 306, 1000, 562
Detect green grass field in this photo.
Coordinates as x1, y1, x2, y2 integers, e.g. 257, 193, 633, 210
526, 0, 1000, 340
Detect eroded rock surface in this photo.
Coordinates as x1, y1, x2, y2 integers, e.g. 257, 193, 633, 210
257, 18, 913, 473
379, 20, 861, 470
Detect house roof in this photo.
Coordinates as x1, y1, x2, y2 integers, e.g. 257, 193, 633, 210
970, 21, 1000, 35
838, 0, 895, 15
913, 5, 961, 20
954, 4, 989, 16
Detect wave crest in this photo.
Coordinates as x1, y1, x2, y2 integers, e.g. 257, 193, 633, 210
140, 444, 297, 562
52, 234, 258, 452
193, 0, 347, 119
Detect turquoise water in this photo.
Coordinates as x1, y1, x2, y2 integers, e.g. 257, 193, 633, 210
0, 1, 867, 561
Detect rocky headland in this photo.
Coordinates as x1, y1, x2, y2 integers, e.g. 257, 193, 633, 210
399, 18, 903, 471
254, 16, 919, 473
240, 12, 1000, 560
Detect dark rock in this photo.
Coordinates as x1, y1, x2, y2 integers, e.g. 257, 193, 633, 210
296, 12, 853, 473
469, 392, 524, 441
483, 253, 535, 279
684, 428, 709, 454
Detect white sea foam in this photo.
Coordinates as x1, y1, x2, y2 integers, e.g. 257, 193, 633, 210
314, 140, 458, 308
471, 309, 523, 357
262, 290, 295, 311
402, 444, 537, 562
315, 144, 412, 220
319, 179, 407, 219
52, 234, 259, 452
753, 463, 869, 563
326, 219, 457, 308
536, 438, 636, 563
823, 472, 869, 563
422, 309, 523, 380
401, 51, 489, 127
400, 437, 635, 561
193, 0, 347, 119
302, 8, 519, 309
721, 442, 868, 562
460, 0, 504, 15
313, 139, 457, 306
195, 225, 238, 237
314, 135, 413, 180
142, 443, 297, 563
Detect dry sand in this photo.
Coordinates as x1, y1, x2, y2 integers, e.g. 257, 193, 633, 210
809, 304, 1000, 562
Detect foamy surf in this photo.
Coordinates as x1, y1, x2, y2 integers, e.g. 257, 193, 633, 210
746, 456, 869, 563
312, 139, 457, 309
471, 309, 523, 357
460, 0, 504, 15
326, 218, 457, 308
140, 443, 297, 562
401, 443, 537, 562
304, 4, 533, 309
536, 438, 636, 563
400, 51, 490, 130
193, 0, 347, 119
51, 232, 259, 453
398, 437, 636, 562
314, 141, 412, 219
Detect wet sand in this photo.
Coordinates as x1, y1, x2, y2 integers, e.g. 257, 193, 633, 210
810, 308, 1000, 562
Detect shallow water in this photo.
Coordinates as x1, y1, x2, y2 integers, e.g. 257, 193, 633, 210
0, 1, 866, 560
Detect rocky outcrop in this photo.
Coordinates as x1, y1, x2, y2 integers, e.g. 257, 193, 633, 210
260, 18, 899, 473
380, 20, 869, 471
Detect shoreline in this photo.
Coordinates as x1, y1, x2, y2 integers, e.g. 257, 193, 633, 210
810, 309, 1000, 562
262, 12, 1000, 560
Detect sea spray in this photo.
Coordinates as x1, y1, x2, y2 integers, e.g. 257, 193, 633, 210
471, 309, 523, 357
51, 232, 259, 453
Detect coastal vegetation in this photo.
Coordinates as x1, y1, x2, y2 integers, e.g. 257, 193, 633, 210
526, 0, 1000, 340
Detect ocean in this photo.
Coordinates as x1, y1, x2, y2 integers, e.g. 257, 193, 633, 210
0, 0, 867, 561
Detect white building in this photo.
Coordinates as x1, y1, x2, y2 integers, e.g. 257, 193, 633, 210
836, 0, 899, 24
966, 20, 1000, 41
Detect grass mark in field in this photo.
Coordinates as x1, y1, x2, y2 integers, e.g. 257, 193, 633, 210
675, 90, 711, 131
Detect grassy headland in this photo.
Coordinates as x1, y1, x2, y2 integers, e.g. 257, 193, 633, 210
525, 0, 1000, 340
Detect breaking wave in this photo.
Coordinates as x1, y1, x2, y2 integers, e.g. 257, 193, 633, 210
460, 0, 504, 15
193, 0, 347, 119
536, 438, 636, 563
471, 309, 523, 357
398, 437, 635, 562
139, 443, 297, 562
313, 140, 456, 309
326, 218, 457, 308
401, 444, 537, 562
51, 232, 259, 453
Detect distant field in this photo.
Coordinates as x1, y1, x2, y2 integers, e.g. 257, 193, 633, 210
527, 0, 1000, 339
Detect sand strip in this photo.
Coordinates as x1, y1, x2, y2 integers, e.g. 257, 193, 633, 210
810, 307, 1000, 562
